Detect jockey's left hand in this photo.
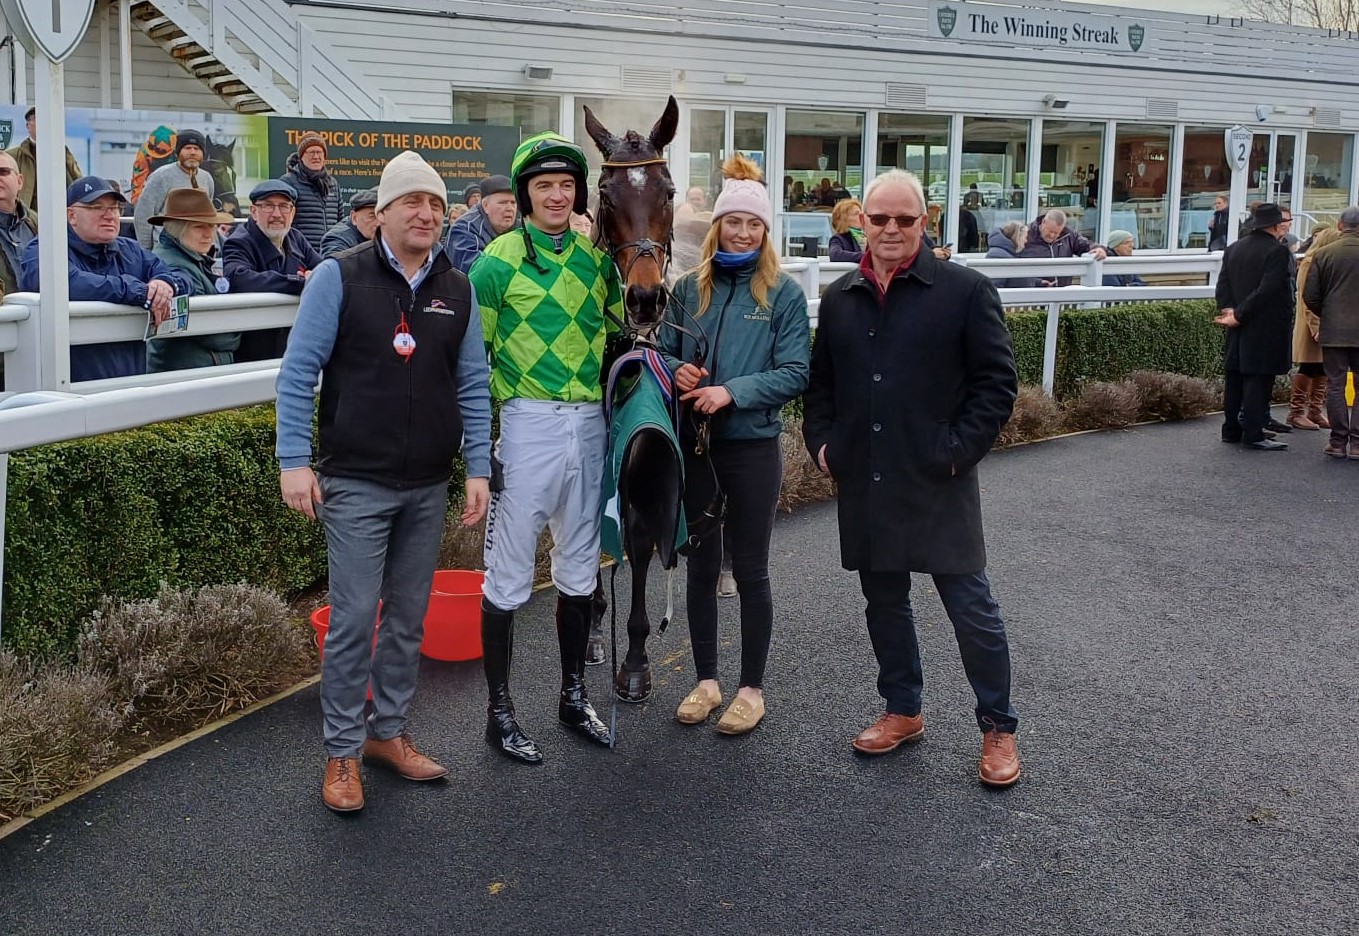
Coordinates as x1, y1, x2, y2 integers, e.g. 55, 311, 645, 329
682, 385, 733, 415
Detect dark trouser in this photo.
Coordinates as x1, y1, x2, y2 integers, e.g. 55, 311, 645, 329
683, 436, 781, 689
858, 569, 1018, 733
1222, 369, 1274, 443
1322, 346, 1359, 446
1298, 362, 1325, 378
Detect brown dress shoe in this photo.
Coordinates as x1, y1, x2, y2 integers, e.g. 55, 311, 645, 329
852, 713, 924, 755
979, 731, 1022, 788
363, 732, 449, 781
323, 757, 364, 812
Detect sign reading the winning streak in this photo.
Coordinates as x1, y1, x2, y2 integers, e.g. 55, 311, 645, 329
928, 0, 1151, 55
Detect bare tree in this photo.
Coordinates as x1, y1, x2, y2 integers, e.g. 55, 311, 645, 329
1238, 0, 1359, 29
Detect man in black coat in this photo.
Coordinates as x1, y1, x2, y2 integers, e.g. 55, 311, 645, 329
1214, 202, 1293, 451
803, 169, 1022, 788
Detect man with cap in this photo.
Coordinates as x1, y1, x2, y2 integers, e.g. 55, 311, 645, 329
0, 151, 37, 296
468, 133, 622, 764
6, 106, 83, 214
275, 150, 491, 812
445, 174, 516, 273
463, 184, 482, 208
20, 176, 191, 381
224, 179, 324, 361
320, 187, 379, 258
146, 188, 238, 372
1214, 202, 1294, 451
1302, 204, 1359, 458
1101, 230, 1146, 287
133, 128, 214, 249
281, 132, 341, 252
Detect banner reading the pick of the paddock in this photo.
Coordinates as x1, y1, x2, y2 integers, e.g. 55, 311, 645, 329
266, 118, 518, 207
928, 0, 1152, 54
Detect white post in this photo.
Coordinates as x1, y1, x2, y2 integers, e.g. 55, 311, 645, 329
35, 57, 70, 390
945, 113, 963, 249
1042, 301, 1060, 396
12, 39, 26, 108
1167, 123, 1185, 251
297, 21, 313, 117
1027, 116, 1044, 222
1098, 121, 1115, 245
1228, 161, 1248, 248
118, 0, 132, 110
98, 1, 112, 108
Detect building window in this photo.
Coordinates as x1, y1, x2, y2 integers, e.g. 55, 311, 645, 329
1180, 125, 1230, 207
1039, 119, 1105, 242
961, 117, 1028, 250
451, 91, 558, 138
1112, 123, 1172, 249
878, 114, 962, 247
1302, 132, 1352, 232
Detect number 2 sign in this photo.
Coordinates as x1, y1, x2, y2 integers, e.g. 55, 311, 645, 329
1225, 125, 1253, 173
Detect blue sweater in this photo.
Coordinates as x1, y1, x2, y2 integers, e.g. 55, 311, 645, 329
274, 255, 493, 480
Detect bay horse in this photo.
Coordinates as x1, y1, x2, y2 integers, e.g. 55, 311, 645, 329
584, 96, 690, 704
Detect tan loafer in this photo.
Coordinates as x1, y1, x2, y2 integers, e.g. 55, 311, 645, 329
363, 732, 448, 781
676, 684, 722, 725
716, 695, 765, 735
322, 756, 364, 812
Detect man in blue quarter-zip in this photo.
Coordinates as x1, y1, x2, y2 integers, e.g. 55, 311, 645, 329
275, 150, 492, 813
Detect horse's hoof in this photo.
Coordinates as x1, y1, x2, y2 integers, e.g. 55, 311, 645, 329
613, 665, 652, 704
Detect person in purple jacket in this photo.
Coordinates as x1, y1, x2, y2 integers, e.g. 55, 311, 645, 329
20, 176, 191, 381
224, 179, 323, 360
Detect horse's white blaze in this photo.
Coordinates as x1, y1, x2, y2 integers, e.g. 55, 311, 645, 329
628, 167, 647, 190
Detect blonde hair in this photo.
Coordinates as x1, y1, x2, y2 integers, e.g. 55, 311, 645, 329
693, 222, 782, 315
1309, 226, 1341, 252
831, 199, 862, 235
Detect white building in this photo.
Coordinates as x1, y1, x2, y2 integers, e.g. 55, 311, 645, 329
5, 0, 1357, 253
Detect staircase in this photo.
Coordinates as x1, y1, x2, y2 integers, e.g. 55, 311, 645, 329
127, 0, 392, 118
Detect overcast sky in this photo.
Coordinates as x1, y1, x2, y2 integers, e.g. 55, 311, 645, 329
1079, 0, 1241, 14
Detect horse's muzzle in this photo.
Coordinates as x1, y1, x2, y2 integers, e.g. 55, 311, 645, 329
625, 284, 668, 331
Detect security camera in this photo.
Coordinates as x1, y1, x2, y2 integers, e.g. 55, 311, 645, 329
1255, 104, 1270, 122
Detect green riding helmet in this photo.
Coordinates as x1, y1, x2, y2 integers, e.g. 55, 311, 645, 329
510, 132, 590, 216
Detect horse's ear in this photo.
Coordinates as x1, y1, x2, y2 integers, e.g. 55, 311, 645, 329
584, 105, 620, 157
649, 96, 679, 152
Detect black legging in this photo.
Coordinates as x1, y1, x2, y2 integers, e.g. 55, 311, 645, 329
1298, 362, 1325, 378
683, 436, 782, 689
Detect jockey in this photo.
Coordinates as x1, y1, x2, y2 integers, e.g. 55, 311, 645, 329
468, 132, 623, 763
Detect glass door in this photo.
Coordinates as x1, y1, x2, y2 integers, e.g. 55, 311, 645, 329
1271, 133, 1297, 210
681, 105, 771, 226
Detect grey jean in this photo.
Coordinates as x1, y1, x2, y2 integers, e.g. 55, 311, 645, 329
318, 474, 449, 757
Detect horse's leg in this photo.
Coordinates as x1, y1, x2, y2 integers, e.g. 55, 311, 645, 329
586, 571, 607, 666
614, 514, 655, 703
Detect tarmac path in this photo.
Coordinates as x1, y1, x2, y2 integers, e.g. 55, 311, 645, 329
1, 412, 1355, 935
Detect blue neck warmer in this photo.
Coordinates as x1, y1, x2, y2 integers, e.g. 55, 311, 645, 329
714, 248, 760, 269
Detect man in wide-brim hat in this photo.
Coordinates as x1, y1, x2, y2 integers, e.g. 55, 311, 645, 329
146, 187, 240, 373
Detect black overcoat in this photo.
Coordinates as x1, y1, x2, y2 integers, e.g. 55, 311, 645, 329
803, 249, 1017, 574
1215, 229, 1293, 376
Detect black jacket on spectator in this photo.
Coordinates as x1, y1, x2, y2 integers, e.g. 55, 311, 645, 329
223, 219, 322, 295
827, 231, 863, 263
281, 155, 341, 252
1215, 228, 1293, 375
223, 218, 322, 360
803, 248, 1017, 574
1302, 229, 1359, 348
321, 217, 367, 259
1208, 208, 1229, 251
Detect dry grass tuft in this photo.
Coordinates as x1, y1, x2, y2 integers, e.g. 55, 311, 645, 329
1063, 380, 1144, 432
1129, 370, 1219, 422
0, 653, 121, 822
997, 386, 1066, 447
78, 583, 314, 730
778, 419, 836, 513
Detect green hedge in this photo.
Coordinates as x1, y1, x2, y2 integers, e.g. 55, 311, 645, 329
1006, 299, 1222, 397
3, 406, 328, 658
5, 298, 1220, 657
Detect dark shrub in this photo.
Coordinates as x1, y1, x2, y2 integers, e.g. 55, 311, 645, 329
1063, 380, 1144, 431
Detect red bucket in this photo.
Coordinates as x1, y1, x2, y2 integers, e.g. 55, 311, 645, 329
421, 569, 485, 661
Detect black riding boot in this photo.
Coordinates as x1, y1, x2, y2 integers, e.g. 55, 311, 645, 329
481, 599, 543, 764
586, 583, 608, 666
557, 593, 612, 746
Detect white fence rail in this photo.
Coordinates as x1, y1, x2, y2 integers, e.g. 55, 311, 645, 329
0, 253, 1223, 638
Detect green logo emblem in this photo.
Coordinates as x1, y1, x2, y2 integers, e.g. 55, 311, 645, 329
1128, 24, 1145, 52
937, 5, 958, 37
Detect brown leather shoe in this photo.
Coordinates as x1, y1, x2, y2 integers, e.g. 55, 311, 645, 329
323, 757, 364, 812
852, 713, 924, 755
979, 731, 1022, 788
363, 732, 449, 781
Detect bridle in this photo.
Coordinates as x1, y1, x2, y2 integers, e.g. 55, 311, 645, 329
593, 156, 676, 335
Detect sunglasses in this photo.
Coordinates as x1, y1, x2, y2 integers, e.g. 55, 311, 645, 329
865, 213, 922, 229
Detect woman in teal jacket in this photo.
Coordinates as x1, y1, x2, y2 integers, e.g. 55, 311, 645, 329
147, 188, 237, 372
660, 154, 810, 735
